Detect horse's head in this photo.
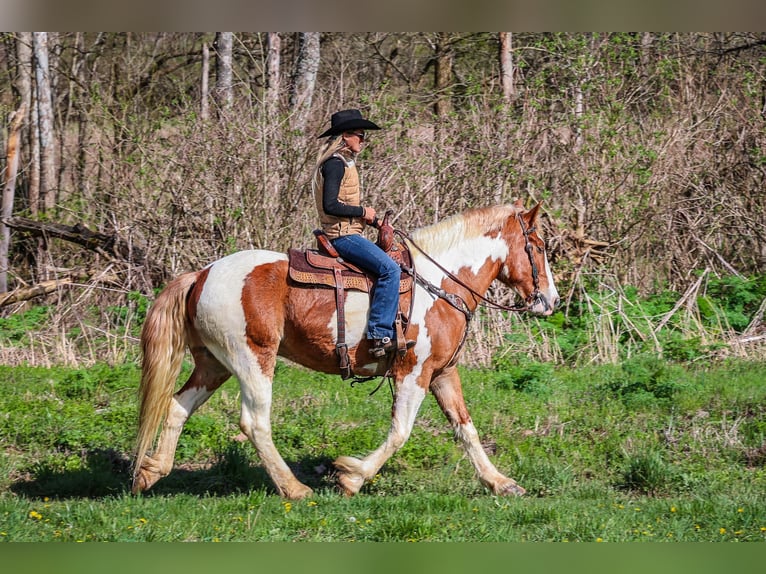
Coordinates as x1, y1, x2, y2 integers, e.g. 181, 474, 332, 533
499, 201, 559, 316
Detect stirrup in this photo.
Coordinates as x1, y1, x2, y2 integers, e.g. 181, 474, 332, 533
370, 337, 395, 358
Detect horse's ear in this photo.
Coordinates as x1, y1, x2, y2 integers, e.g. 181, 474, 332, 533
513, 198, 524, 208
524, 202, 542, 223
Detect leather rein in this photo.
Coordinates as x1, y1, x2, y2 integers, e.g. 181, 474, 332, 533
397, 212, 549, 318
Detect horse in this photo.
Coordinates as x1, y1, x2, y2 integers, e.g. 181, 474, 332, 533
131, 201, 559, 499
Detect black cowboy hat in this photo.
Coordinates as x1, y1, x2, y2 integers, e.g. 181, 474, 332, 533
317, 109, 381, 138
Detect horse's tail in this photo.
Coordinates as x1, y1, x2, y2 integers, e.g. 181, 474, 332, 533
132, 271, 198, 485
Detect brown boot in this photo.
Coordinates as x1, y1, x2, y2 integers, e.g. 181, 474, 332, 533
370, 337, 395, 358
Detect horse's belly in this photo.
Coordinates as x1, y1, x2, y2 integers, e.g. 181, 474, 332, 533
279, 288, 370, 369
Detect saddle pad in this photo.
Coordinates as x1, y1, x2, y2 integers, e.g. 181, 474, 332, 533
288, 247, 412, 293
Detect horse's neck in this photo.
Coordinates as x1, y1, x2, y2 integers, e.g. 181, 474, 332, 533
412, 235, 504, 296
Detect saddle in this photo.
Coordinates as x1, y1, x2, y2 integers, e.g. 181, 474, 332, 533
287, 212, 413, 379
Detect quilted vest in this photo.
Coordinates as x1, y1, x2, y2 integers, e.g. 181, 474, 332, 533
315, 153, 365, 239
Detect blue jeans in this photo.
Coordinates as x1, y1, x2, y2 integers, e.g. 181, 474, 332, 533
331, 234, 401, 340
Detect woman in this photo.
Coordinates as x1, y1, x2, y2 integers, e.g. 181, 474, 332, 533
313, 109, 406, 358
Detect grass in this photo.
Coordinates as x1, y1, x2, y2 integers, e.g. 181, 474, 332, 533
1, 358, 765, 542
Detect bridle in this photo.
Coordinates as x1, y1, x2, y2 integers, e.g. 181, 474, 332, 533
398, 212, 550, 317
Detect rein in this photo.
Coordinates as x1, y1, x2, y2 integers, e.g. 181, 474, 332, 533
396, 213, 548, 316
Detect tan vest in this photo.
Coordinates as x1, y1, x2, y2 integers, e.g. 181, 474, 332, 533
315, 153, 366, 239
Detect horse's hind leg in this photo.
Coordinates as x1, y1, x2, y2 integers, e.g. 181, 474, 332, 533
430, 366, 525, 496
133, 348, 230, 493
233, 350, 313, 500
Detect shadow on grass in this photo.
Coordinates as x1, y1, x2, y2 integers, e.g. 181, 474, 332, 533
10, 444, 338, 500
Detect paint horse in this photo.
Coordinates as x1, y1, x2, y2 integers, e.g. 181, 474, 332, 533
132, 202, 559, 499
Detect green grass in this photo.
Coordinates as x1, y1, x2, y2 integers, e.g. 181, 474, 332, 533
1, 359, 765, 541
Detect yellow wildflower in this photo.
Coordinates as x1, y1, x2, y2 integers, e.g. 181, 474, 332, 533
29, 510, 42, 520
719, 527, 726, 534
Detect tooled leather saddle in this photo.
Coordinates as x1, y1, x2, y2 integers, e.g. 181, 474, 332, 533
287, 211, 413, 379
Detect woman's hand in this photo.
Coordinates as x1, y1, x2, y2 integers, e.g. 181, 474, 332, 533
362, 206, 377, 224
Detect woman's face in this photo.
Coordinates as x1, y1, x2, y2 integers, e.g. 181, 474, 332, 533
342, 131, 365, 154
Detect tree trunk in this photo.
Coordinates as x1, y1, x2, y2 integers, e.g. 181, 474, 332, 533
16, 33, 37, 215
289, 32, 320, 132
1, 105, 25, 293
499, 32, 515, 101
434, 33, 453, 120
214, 32, 234, 114
33, 32, 57, 213
200, 42, 210, 121
265, 32, 281, 120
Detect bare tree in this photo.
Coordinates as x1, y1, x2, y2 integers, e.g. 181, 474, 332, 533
200, 42, 210, 121
265, 32, 281, 120
15, 33, 37, 214
289, 32, 320, 132
33, 32, 56, 212
214, 32, 233, 114
433, 32, 453, 120
499, 32, 515, 101
1, 105, 25, 292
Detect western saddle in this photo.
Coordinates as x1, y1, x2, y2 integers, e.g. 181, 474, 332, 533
287, 212, 413, 379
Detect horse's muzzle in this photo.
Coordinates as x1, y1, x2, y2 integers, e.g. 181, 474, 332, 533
527, 293, 558, 316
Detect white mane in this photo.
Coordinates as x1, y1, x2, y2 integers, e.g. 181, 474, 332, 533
407, 204, 521, 256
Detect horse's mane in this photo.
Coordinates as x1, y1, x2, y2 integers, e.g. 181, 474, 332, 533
407, 204, 521, 256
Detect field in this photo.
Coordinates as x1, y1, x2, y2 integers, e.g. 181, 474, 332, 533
1, 357, 765, 542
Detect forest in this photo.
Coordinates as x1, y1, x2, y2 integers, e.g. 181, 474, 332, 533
1, 32, 765, 366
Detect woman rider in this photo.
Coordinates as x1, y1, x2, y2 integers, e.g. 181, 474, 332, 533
313, 109, 410, 358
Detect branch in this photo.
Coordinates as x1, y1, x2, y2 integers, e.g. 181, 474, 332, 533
0, 277, 71, 307
0, 270, 119, 308
1, 216, 149, 266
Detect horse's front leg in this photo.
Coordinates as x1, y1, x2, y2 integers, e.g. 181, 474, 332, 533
430, 366, 525, 496
334, 373, 428, 496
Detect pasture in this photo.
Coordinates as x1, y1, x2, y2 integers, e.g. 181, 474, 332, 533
1, 357, 765, 542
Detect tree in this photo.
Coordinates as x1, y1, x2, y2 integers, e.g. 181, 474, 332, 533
32, 32, 56, 213
200, 41, 210, 121
433, 32, 453, 120
214, 32, 233, 114
289, 32, 320, 132
15, 33, 37, 214
1, 105, 25, 292
265, 32, 281, 120
499, 32, 515, 101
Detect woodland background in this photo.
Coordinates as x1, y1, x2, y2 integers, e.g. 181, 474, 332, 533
0, 32, 765, 366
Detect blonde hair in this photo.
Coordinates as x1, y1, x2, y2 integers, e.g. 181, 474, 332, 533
312, 135, 346, 194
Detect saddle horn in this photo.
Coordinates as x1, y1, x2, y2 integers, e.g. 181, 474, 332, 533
376, 209, 395, 253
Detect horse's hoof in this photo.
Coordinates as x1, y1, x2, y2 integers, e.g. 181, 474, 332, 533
284, 484, 314, 500
497, 481, 526, 496
333, 456, 365, 496
131, 472, 151, 495
337, 473, 364, 497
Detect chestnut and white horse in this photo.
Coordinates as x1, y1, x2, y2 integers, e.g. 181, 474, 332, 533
132, 202, 559, 499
